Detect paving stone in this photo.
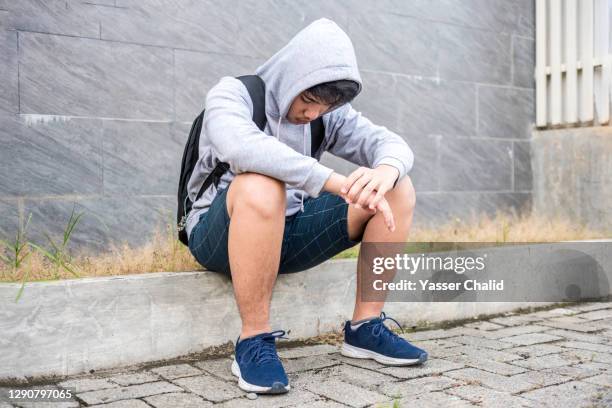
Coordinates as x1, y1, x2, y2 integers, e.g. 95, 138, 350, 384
569, 303, 612, 313
58, 377, 118, 392
416, 338, 464, 348
5, 395, 79, 408
330, 354, 388, 371
489, 315, 543, 327
144, 392, 213, 407
463, 321, 506, 331
90, 400, 151, 408
299, 401, 348, 408
447, 355, 527, 375
545, 328, 612, 344
543, 362, 611, 379
559, 349, 612, 365
283, 354, 340, 374
215, 389, 320, 408
501, 333, 563, 346
451, 345, 524, 362
173, 374, 243, 403
108, 372, 161, 386
509, 354, 574, 370
278, 344, 338, 359
447, 335, 515, 350
290, 363, 396, 392
378, 375, 463, 398
148, 364, 203, 380
322, 364, 398, 389
509, 370, 571, 387
529, 308, 578, 318
398, 391, 474, 407
303, 378, 390, 408
505, 344, 565, 358
378, 358, 465, 380
582, 373, 612, 387
444, 368, 535, 394
409, 339, 463, 359
520, 380, 610, 408
404, 329, 458, 341
445, 384, 533, 407
426, 347, 465, 359
444, 327, 501, 339
77, 381, 182, 405
558, 341, 612, 354
195, 358, 235, 381
588, 318, 612, 331
485, 325, 551, 339
577, 309, 612, 321
547, 315, 589, 324
538, 320, 601, 333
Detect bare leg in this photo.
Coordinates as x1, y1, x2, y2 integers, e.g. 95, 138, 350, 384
226, 172, 286, 339
346, 176, 417, 321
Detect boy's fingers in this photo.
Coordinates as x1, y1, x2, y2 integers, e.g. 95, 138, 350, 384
341, 167, 366, 194
378, 199, 395, 232
357, 181, 377, 206
368, 188, 386, 210
348, 173, 371, 203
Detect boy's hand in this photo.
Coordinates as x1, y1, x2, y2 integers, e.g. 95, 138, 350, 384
341, 165, 399, 210
339, 189, 395, 232
324, 171, 396, 232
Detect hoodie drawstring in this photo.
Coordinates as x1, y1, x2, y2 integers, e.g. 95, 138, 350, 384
276, 117, 305, 213
300, 126, 306, 212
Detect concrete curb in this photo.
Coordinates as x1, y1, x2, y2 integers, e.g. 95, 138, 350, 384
1, 242, 610, 379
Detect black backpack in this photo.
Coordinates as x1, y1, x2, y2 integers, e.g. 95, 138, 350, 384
176, 75, 326, 246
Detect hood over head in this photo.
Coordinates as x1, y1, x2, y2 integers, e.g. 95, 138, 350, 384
255, 18, 362, 119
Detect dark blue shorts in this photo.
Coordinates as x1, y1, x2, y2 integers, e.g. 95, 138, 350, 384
188, 185, 361, 275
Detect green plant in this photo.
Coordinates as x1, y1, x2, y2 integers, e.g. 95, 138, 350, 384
0, 213, 33, 275
1, 213, 34, 301
29, 205, 83, 280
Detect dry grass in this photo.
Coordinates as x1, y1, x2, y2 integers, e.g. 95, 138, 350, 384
1, 211, 609, 283
335, 210, 611, 259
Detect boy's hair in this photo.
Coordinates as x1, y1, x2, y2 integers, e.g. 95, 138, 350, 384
305, 80, 360, 108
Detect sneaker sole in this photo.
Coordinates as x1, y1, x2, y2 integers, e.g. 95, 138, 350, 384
341, 342, 428, 366
231, 359, 290, 394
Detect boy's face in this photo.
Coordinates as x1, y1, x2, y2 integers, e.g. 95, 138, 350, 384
286, 91, 332, 124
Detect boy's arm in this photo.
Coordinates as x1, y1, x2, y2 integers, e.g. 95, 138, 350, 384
324, 104, 414, 207
324, 103, 414, 182
204, 77, 333, 197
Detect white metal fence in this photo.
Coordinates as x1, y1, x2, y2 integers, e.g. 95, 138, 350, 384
535, 0, 612, 127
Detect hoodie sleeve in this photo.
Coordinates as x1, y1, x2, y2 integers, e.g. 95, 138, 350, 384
203, 77, 334, 197
324, 104, 414, 181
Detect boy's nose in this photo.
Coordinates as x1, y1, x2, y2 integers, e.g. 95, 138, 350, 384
305, 108, 323, 121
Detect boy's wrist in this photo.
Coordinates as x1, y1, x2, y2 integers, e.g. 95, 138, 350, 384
323, 172, 347, 195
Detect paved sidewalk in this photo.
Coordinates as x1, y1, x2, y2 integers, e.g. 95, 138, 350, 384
5, 302, 612, 407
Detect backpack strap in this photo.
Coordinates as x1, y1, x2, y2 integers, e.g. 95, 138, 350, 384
194, 75, 267, 204
310, 117, 325, 156
236, 75, 267, 130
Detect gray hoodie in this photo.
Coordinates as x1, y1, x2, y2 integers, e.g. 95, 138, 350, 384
185, 18, 414, 238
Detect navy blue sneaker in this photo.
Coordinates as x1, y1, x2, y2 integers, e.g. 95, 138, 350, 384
342, 312, 428, 366
231, 330, 290, 394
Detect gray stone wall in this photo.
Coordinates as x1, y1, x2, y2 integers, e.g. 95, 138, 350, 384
532, 127, 612, 232
0, 0, 534, 253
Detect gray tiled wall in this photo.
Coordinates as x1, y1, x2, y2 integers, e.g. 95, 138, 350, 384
0, 0, 534, 253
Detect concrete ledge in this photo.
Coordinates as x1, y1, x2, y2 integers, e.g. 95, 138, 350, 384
1, 247, 609, 379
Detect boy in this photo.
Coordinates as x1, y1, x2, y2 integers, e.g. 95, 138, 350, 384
186, 18, 427, 394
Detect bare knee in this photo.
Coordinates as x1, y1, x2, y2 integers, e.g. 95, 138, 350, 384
389, 176, 416, 214
227, 173, 286, 218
